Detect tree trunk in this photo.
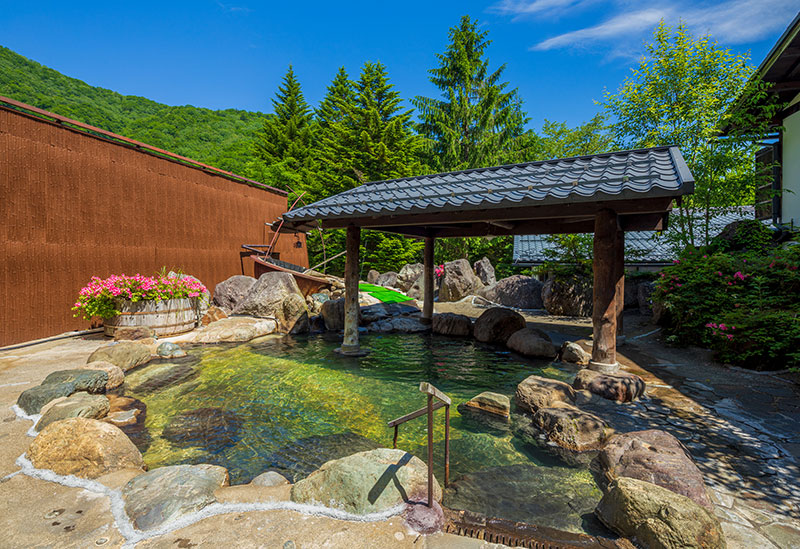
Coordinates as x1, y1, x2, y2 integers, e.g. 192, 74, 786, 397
339, 225, 361, 355
422, 236, 435, 324
590, 208, 620, 372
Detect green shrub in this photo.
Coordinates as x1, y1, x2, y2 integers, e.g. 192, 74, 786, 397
652, 245, 800, 370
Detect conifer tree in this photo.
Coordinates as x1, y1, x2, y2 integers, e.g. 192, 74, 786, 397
254, 65, 315, 193
315, 67, 355, 130
413, 15, 527, 171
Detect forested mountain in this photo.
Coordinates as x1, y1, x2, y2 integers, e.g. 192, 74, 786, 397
0, 46, 263, 174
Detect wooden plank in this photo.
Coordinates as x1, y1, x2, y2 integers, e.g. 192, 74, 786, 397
419, 382, 452, 405
387, 400, 445, 427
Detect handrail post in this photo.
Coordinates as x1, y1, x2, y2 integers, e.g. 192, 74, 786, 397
427, 394, 434, 508
393, 425, 398, 449
444, 403, 450, 488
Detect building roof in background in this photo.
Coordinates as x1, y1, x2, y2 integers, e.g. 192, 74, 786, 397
280, 146, 694, 235
513, 207, 756, 266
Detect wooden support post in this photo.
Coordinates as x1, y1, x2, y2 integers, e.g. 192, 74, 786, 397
590, 209, 620, 373
615, 229, 625, 338
421, 236, 435, 324
427, 394, 434, 508
337, 225, 362, 356
393, 425, 398, 449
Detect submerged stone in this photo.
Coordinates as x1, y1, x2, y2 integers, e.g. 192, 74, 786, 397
127, 363, 197, 394
250, 471, 291, 487
157, 341, 187, 358
122, 464, 229, 531
264, 431, 380, 482
291, 448, 441, 515
444, 463, 605, 535
162, 407, 242, 451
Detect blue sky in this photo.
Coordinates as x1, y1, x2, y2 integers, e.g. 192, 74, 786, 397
1, 1, 797, 128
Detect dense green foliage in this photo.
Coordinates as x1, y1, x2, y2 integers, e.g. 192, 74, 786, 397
0, 46, 264, 175
604, 23, 780, 249
653, 222, 800, 370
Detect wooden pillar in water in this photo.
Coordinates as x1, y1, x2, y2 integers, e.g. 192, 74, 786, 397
421, 236, 435, 324
615, 229, 625, 337
339, 225, 361, 355
590, 209, 620, 373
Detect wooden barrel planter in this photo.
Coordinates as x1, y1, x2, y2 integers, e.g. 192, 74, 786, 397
104, 297, 199, 337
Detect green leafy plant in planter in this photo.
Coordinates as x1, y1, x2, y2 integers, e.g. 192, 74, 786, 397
73, 273, 208, 320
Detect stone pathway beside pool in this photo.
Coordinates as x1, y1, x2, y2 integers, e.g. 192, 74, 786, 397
2, 308, 800, 548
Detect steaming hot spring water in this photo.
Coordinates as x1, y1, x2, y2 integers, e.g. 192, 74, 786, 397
122, 332, 608, 535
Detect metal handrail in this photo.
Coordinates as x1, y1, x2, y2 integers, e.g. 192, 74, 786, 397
387, 382, 451, 507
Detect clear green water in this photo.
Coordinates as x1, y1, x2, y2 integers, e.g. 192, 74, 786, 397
123, 333, 606, 535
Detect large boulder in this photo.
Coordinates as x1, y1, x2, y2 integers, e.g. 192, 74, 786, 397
473, 307, 526, 345
189, 316, 277, 343
201, 305, 228, 326
573, 369, 646, 403
532, 403, 610, 453
431, 313, 472, 337
376, 271, 398, 288
366, 316, 429, 333
479, 275, 543, 309
87, 341, 152, 372
27, 418, 144, 478
473, 257, 496, 286
396, 263, 423, 292
438, 259, 483, 302
233, 272, 309, 333
515, 374, 575, 414
541, 276, 592, 317
321, 297, 355, 331
406, 273, 436, 301
82, 361, 125, 390
360, 302, 420, 324
506, 328, 556, 358
122, 464, 229, 531
367, 269, 380, 284
595, 477, 725, 549
212, 275, 257, 313
599, 430, 712, 509
291, 448, 441, 514
560, 341, 590, 364
35, 392, 110, 431
162, 407, 243, 451
17, 369, 109, 415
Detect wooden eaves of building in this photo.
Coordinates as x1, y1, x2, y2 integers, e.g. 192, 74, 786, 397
278, 146, 695, 374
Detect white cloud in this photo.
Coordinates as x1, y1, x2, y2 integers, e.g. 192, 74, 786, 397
495, 0, 800, 52
532, 8, 669, 50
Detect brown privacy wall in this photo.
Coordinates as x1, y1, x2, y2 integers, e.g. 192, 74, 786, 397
0, 107, 307, 346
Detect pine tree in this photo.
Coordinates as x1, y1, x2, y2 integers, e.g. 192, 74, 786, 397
413, 15, 527, 171
254, 66, 315, 193
315, 67, 355, 130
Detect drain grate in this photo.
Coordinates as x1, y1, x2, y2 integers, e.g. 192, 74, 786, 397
443, 509, 634, 549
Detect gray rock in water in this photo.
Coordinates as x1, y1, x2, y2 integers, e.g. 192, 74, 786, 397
127, 363, 197, 394
320, 297, 351, 331
35, 391, 110, 431
88, 341, 152, 372
396, 263, 423, 292
264, 432, 380, 482
479, 275, 543, 309
431, 313, 472, 337
367, 316, 429, 333
506, 328, 556, 358
457, 391, 510, 432
595, 477, 724, 549
439, 259, 483, 302
291, 448, 441, 515
473, 307, 526, 345
250, 471, 291, 487
212, 275, 257, 313
376, 271, 398, 288
162, 407, 242, 451
541, 276, 592, 317
366, 269, 380, 284
515, 374, 575, 414
122, 464, 229, 531
444, 464, 604, 535
360, 302, 419, 324
473, 257, 496, 286
17, 369, 109, 415
232, 272, 309, 333
599, 430, 712, 509
157, 341, 186, 358
573, 369, 646, 403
